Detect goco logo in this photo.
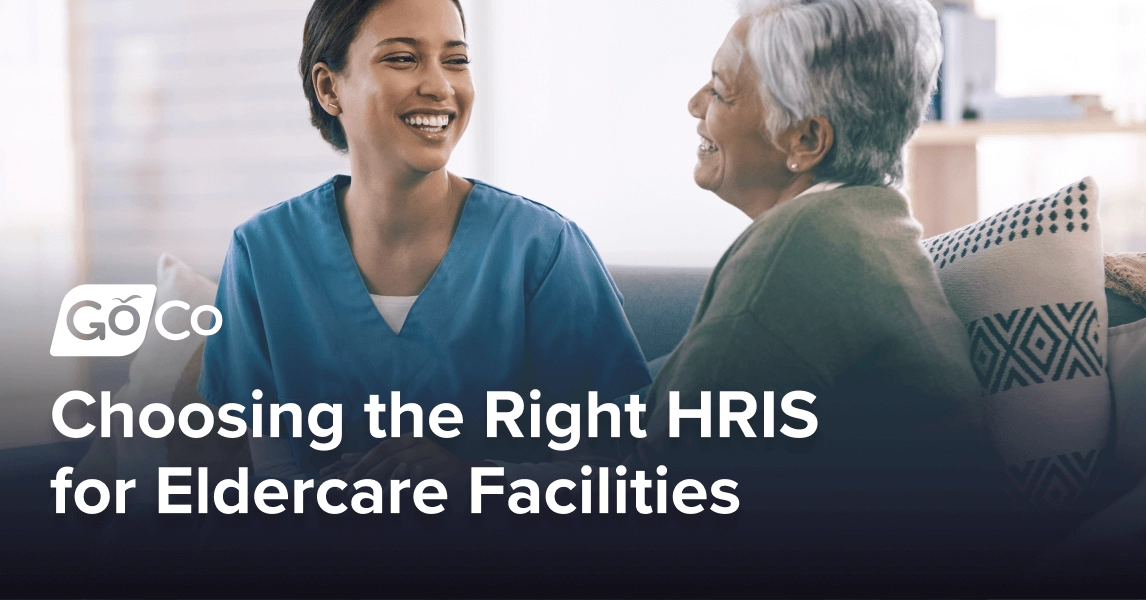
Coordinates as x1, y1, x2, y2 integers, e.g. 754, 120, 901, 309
50, 285, 222, 357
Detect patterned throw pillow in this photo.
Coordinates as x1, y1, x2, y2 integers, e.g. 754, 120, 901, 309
922, 177, 1110, 510
74, 253, 219, 505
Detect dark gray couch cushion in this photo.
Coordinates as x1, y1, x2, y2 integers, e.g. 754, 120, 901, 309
610, 266, 710, 361
614, 272, 1146, 361
1108, 288, 1146, 328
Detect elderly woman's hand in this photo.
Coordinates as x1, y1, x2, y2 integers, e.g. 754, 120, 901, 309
319, 434, 483, 487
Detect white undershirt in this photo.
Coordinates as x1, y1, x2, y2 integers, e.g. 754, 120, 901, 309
370, 294, 419, 333
795, 181, 845, 199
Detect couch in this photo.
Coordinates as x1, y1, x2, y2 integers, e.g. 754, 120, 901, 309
4, 263, 1141, 486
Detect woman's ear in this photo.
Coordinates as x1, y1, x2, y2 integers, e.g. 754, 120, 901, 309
312, 62, 341, 116
783, 116, 834, 173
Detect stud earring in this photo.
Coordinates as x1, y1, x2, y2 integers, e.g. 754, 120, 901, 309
790, 163, 799, 170
328, 102, 339, 111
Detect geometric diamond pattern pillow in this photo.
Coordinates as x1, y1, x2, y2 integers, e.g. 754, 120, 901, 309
922, 177, 1110, 511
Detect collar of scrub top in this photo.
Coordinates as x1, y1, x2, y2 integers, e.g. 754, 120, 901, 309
325, 174, 480, 339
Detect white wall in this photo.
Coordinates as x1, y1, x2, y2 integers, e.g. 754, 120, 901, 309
79, 0, 350, 285
0, 0, 83, 449
974, 0, 1146, 252
977, 0, 1146, 122
453, 0, 745, 267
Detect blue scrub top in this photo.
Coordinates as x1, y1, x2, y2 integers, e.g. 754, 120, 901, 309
198, 175, 651, 474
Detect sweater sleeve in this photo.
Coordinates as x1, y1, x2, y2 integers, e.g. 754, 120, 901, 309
642, 311, 829, 447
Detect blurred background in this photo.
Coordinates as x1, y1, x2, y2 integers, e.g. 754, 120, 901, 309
2, 0, 1146, 449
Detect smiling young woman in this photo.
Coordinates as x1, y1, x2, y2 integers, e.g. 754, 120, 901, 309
196, 0, 651, 487
308, 0, 474, 300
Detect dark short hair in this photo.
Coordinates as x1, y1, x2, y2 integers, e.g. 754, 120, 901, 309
300, 0, 466, 152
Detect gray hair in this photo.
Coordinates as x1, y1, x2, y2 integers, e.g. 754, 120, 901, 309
737, 0, 942, 187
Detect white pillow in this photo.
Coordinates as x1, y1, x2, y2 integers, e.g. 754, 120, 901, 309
112, 253, 217, 503
1110, 319, 1146, 477
922, 177, 1110, 510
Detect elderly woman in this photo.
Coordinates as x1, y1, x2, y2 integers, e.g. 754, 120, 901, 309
639, 0, 991, 505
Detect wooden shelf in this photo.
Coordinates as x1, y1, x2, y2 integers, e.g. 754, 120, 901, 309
905, 118, 1146, 237
911, 119, 1146, 146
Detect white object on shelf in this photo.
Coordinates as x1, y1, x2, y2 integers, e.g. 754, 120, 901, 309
940, 5, 997, 123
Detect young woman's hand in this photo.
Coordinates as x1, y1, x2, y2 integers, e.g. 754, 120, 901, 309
318, 451, 366, 482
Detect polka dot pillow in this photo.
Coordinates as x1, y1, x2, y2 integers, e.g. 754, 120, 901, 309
922, 177, 1109, 511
